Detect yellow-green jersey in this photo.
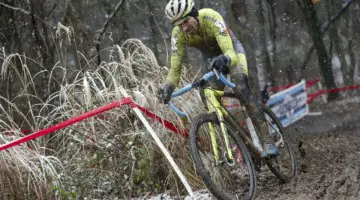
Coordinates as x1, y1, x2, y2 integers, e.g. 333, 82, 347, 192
166, 8, 248, 87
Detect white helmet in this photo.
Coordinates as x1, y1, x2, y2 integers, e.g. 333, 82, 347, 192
165, 0, 195, 23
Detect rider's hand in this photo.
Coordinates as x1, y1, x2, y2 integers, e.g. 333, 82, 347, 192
210, 55, 231, 73
157, 83, 175, 104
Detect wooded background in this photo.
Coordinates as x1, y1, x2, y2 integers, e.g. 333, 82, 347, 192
1, 0, 359, 99
0, 0, 360, 199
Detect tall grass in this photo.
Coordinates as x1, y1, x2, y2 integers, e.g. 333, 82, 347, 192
0, 39, 206, 199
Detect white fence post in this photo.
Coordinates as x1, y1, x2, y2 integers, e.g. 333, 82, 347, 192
119, 88, 194, 196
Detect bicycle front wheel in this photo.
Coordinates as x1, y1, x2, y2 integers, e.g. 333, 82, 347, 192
189, 113, 257, 200
263, 105, 298, 182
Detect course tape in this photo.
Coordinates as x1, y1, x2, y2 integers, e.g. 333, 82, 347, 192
271, 79, 319, 91
130, 103, 188, 137
2, 83, 359, 152
270, 79, 360, 103
307, 85, 360, 103
0, 98, 187, 152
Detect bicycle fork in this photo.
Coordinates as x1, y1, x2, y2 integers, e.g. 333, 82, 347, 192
205, 89, 235, 166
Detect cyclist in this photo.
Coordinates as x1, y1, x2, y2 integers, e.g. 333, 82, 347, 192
157, 0, 279, 157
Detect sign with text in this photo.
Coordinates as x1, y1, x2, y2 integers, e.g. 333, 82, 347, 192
267, 80, 308, 127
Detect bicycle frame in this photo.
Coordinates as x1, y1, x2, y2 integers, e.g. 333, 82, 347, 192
203, 88, 264, 160
169, 70, 263, 164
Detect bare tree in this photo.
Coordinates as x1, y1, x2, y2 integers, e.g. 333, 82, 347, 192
297, 0, 338, 100
299, 0, 353, 79
328, 0, 349, 85
227, 0, 260, 91
347, 1, 357, 84
147, 0, 160, 60
257, 0, 275, 87
93, 0, 126, 65
266, 0, 278, 86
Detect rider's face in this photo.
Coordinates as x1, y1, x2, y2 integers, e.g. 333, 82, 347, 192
176, 16, 199, 34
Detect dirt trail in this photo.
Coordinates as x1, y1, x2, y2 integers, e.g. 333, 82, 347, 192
257, 97, 360, 200
134, 97, 360, 200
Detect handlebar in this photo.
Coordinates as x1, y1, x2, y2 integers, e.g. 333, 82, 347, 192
169, 69, 236, 117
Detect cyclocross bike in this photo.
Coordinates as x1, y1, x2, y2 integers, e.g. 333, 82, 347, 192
168, 69, 297, 200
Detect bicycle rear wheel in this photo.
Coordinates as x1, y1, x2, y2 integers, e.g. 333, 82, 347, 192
263, 105, 298, 182
189, 113, 257, 200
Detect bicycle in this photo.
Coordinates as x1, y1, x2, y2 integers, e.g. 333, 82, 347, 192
168, 69, 297, 200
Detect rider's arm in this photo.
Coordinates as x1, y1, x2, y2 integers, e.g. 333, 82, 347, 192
203, 10, 238, 68
166, 27, 186, 87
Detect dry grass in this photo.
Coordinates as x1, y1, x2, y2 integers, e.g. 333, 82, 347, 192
0, 39, 206, 199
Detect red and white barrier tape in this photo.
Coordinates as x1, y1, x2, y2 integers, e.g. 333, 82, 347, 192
0, 97, 187, 152
307, 85, 360, 103
271, 79, 319, 91
269, 79, 360, 103
2, 81, 360, 152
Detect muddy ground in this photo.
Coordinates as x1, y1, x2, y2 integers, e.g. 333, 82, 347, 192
256, 97, 360, 200
135, 97, 360, 200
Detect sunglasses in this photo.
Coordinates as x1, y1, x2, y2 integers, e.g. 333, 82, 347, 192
173, 16, 191, 26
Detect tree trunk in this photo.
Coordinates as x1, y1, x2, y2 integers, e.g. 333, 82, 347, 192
258, 0, 274, 88
347, 3, 356, 84
286, 61, 296, 84
297, 0, 338, 100
228, 0, 259, 92
266, 0, 278, 86
147, 0, 159, 62
29, 0, 56, 100
328, 0, 349, 85
60, 0, 85, 73
119, 2, 129, 42
0, 0, 22, 101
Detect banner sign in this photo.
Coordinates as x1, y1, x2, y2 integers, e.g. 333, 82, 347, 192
267, 80, 309, 127
354, 61, 360, 84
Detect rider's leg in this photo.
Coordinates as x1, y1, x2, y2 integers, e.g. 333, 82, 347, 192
229, 31, 279, 157
230, 63, 279, 157
229, 68, 269, 140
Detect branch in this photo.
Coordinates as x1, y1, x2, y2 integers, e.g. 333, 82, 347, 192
93, 0, 126, 45
0, 1, 30, 15
0, 2, 55, 29
93, 0, 126, 66
46, 1, 59, 19
322, 0, 353, 32
301, 0, 353, 71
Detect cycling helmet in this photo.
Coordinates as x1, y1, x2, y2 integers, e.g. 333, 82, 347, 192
165, 0, 195, 23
